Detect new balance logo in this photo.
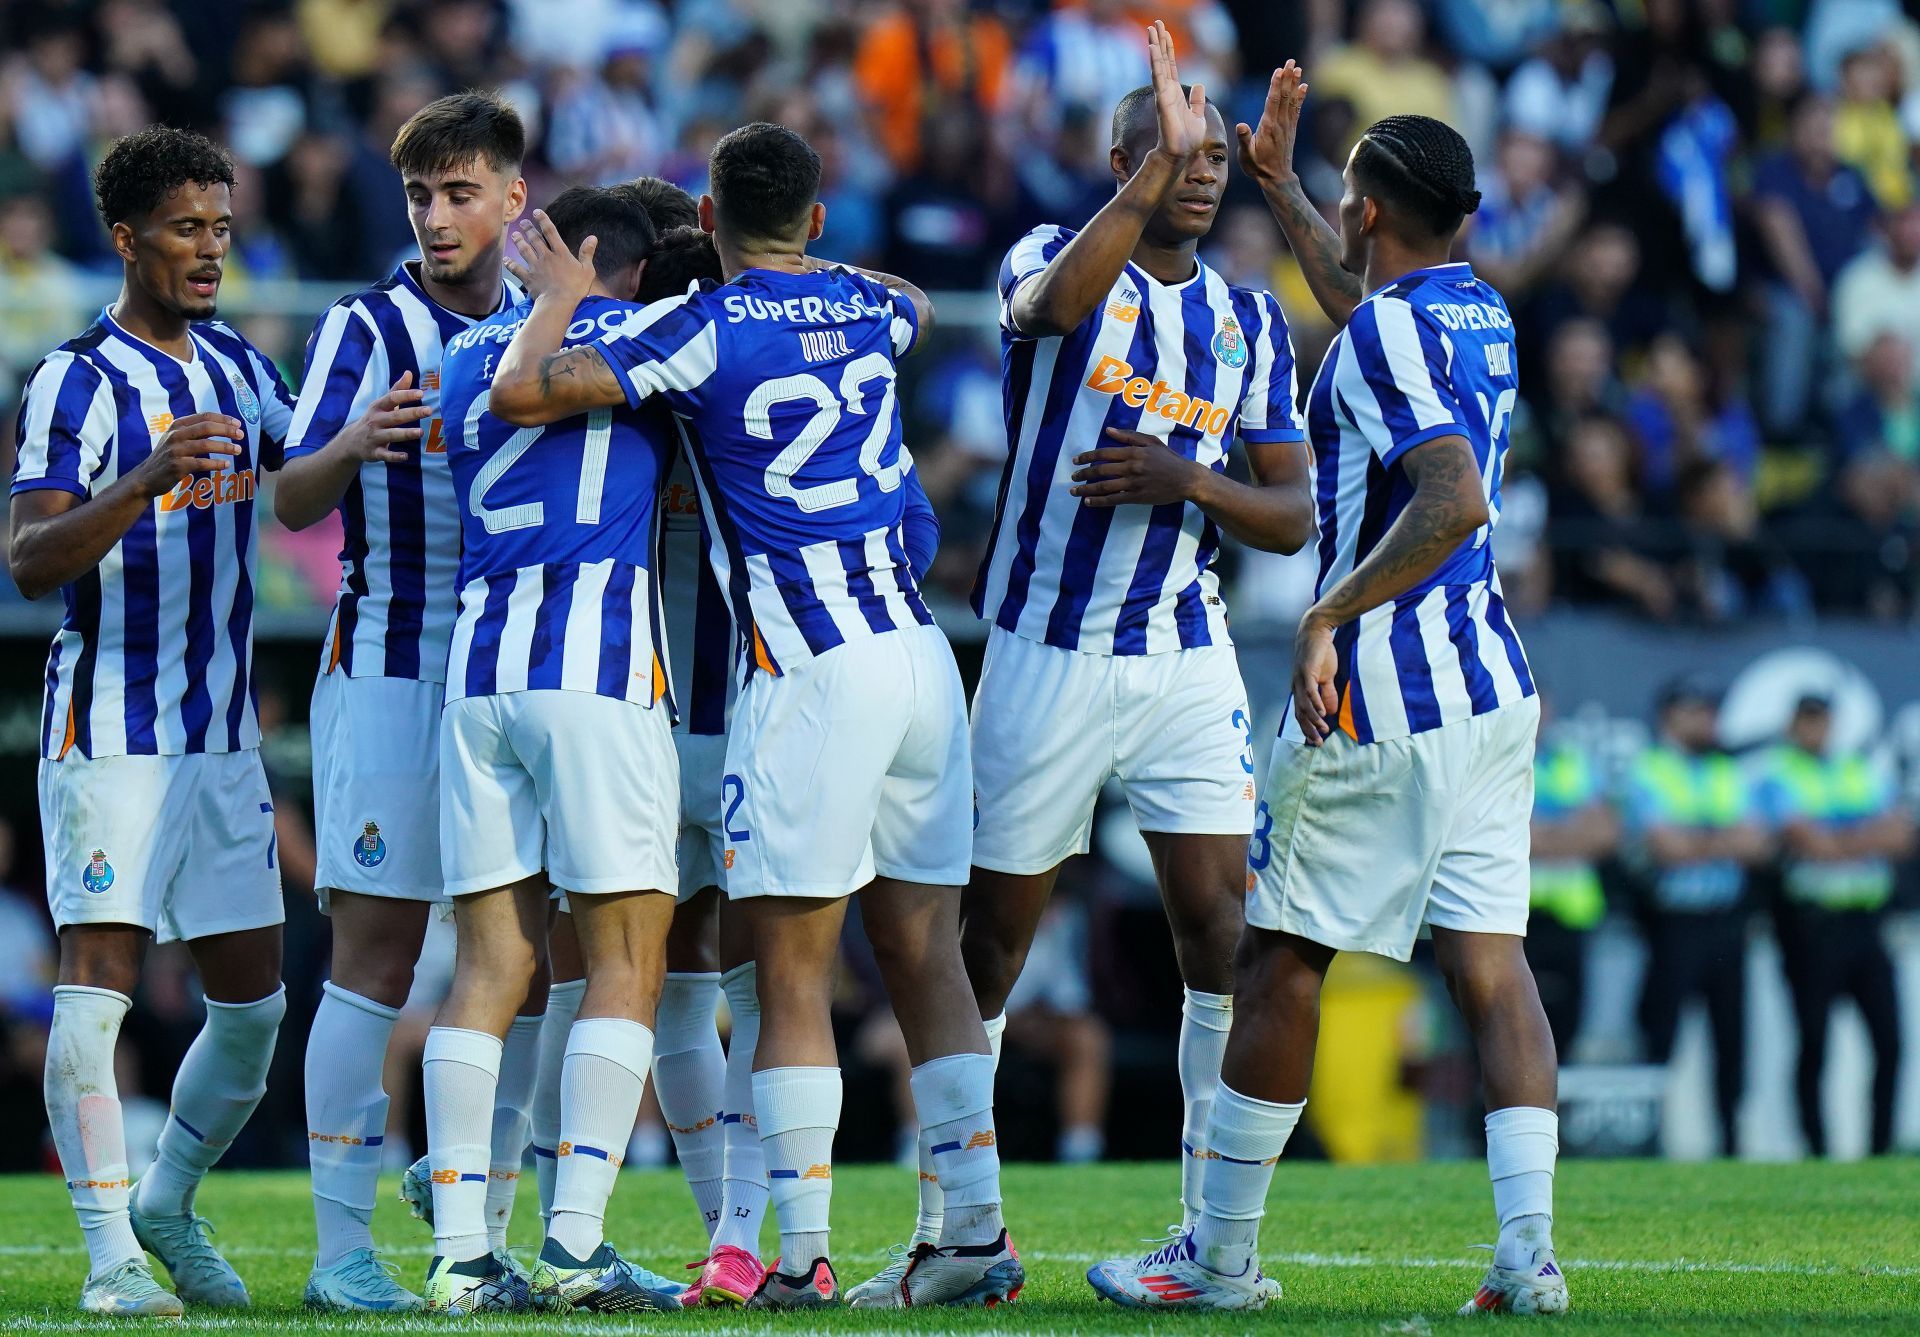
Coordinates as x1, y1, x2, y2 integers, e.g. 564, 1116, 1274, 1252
965, 1130, 997, 1150
800, 1163, 832, 1180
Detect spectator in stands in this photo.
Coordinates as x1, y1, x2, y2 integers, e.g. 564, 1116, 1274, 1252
1550, 414, 1679, 619
853, 0, 1012, 174
1627, 333, 1761, 492
882, 105, 1009, 291
1674, 456, 1809, 621
1011, 0, 1141, 142
1827, 339, 1920, 616
545, 27, 670, 183
1313, 0, 1454, 154
1833, 40, 1910, 210
1527, 702, 1617, 1053
1011, 101, 1112, 236
1833, 202, 1920, 382
1503, 5, 1614, 155
1751, 93, 1880, 439
1625, 678, 1771, 1157
1528, 222, 1670, 382
1760, 695, 1911, 1157
1467, 127, 1587, 299
0, 193, 86, 385
1747, 26, 1809, 151
222, 6, 317, 169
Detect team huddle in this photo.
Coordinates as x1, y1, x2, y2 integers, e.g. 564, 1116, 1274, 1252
16, 21, 1570, 1323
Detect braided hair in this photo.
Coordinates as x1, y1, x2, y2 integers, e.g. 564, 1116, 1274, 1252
1352, 114, 1481, 239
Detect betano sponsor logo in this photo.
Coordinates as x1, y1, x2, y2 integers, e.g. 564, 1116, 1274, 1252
159, 468, 256, 512
1084, 356, 1232, 436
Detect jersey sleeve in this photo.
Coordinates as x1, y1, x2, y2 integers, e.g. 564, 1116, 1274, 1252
998, 225, 1072, 340
886, 284, 920, 358
11, 352, 113, 499
252, 346, 297, 461
285, 303, 384, 460
898, 447, 941, 576
1237, 292, 1306, 444
595, 294, 721, 409
1346, 296, 1471, 466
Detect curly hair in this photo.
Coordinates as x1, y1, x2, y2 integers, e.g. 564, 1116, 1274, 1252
636, 226, 722, 304
93, 126, 236, 230
1353, 114, 1481, 239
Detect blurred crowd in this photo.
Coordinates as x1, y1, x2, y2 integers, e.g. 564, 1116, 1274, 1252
5, 2, 1920, 620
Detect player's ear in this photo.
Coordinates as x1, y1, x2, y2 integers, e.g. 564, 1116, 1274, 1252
697, 195, 716, 236
1109, 144, 1131, 185
504, 175, 528, 223
624, 258, 647, 303
110, 220, 137, 267
1361, 196, 1379, 237
808, 201, 825, 243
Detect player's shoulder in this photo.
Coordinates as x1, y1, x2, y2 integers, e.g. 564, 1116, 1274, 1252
1373, 264, 1511, 332
23, 320, 118, 401
1005, 223, 1076, 263
191, 317, 270, 362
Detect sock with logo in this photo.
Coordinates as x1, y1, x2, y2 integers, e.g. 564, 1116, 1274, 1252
1487, 1107, 1557, 1270
548, 1017, 654, 1260
1178, 988, 1232, 1229
654, 972, 727, 1238
1189, 1083, 1302, 1278
530, 978, 585, 1224
754, 1066, 840, 1268
423, 1027, 502, 1263
911, 1053, 1003, 1247
306, 982, 398, 1268
46, 986, 142, 1276
134, 987, 285, 1219
483, 1013, 541, 1254
916, 1011, 1006, 1243
713, 965, 770, 1254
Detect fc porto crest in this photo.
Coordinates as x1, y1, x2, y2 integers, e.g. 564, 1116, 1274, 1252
1212, 314, 1249, 369
82, 848, 115, 894
229, 370, 261, 425
353, 820, 388, 868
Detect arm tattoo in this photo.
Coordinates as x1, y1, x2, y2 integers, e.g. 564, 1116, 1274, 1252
1265, 179, 1362, 307
1312, 438, 1483, 624
536, 346, 619, 401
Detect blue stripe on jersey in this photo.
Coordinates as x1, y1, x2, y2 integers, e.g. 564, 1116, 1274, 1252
1445, 587, 1501, 716
361, 289, 428, 680
679, 417, 774, 674
765, 547, 843, 658
1349, 302, 1422, 448
688, 544, 732, 735
842, 538, 891, 634
597, 561, 637, 699
1389, 600, 1441, 735
528, 563, 577, 690
465, 574, 512, 698
1484, 589, 1535, 694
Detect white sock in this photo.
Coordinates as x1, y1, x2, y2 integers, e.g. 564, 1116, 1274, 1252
653, 972, 727, 1238
305, 982, 398, 1268
713, 964, 769, 1254
134, 987, 285, 1219
1178, 988, 1231, 1229
754, 1066, 839, 1268
984, 1011, 1007, 1068
911, 1053, 1003, 1247
1190, 1082, 1302, 1278
913, 1131, 943, 1247
46, 986, 142, 1275
483, 1013, 540, 1253
1487, 1106, 1558, 1270
549, 1017, 653, 1260
423, 1026, 502, 1263
531, 979, 585, 1225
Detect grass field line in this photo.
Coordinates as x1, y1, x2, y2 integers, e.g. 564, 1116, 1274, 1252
2, 1241, 1912, 1280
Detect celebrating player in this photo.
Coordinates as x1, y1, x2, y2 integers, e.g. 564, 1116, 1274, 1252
1089, 99, 1564, 1317
273, 93, 536, 1313
488, 123, 1019, 1309
11, 128, 292, 1319
953, 19, 1313, 1257
421, 188, 684, 1314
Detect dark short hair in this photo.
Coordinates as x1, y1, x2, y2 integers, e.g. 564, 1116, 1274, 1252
94, 126, 237, 230
708, 122, 820, 243
636, 226, 721, 303
1352, 114, 1481, 238
542, 186, 657, 284
390, 90, 525, 180
612, 176, 698, 234
1111, 84, 1219, 151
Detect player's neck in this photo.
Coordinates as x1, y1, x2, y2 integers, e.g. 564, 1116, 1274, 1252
717, 240, 809, 280
110, 280, 192, 359
1128, 235, 1200, 287
413, 256, 504, 319
1360, 238, 1458, 296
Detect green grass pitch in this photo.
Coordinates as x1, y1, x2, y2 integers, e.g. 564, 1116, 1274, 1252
1, 1161, 1915, 1333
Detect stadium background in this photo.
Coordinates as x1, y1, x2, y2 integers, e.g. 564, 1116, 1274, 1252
0, 0, 1916, 1185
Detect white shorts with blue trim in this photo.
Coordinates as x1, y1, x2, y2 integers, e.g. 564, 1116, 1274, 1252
311, 671, 447, 906
723, 624, 972, 899
970, 627, 1257, 875
1247, 695, 1539, 960
41, 749, 283, 944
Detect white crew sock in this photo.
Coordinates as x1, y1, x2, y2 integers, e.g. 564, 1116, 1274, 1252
911, 1053, 1003, 1247
549, 1018, 653, 1259
754, 1066, 840, 1268
713, 964, 769, 1254
1189, 1083, 1303, 1277
134, 987, 285, 1219
46, 986, 142, 1275
484, 1013, 540, 1253
531, 979, 585, 1224
1486, 1106, 1558, 1270
1178, 988, 1232, 1229
423, 1027, 502, 1263
653, 972, 727, 1238
306, 982, 399, 1267
916, 1011, 1006, 1243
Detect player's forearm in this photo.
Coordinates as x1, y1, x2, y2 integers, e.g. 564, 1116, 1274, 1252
272, 442, 362, 531
1012, 150, 1187, 337
492, 295, 626, 426
9, 481, 151, 599
1189, 465, 1314, 554
817, 258, 935, 339
1256, 176, 1361, 327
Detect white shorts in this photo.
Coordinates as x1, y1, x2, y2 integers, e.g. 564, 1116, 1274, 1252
311, 671, 446, 907
970, 628, 1257, 875
724, 624, 971, 899
676, 730, 728, 900
1247, 696, 1540, 960
440, 690, 679, 899
40, 749, 283, 944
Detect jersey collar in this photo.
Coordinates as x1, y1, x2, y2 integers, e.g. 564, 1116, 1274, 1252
396, 260, 515, 323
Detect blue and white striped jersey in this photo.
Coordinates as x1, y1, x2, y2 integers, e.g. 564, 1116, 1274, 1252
1286, 261, 1534, 746
11, 311, 294, 759
595, 267, 933, 679
285, 262, 520, 683
439, 296, 674, 708
974, 224, 1306, 656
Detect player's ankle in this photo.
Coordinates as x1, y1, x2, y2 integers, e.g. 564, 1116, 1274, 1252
938, 1204, 1003, 1249
1495, 1213, 1552, 1271
1190, 1213, 1257, 1278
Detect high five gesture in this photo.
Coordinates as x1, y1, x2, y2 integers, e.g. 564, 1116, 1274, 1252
1148, 20, 1208, 165
1241, 61, 1363, 326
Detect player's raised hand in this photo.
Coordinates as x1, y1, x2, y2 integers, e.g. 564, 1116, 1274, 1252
131, 412, 243, 499
1291, 614, 1341, 746
1148, 20, 1207, 162
1238, 62, 1308, 189
340, 372, 430, 465
506, 208, 599, 307
1071, 425, 1204, 507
